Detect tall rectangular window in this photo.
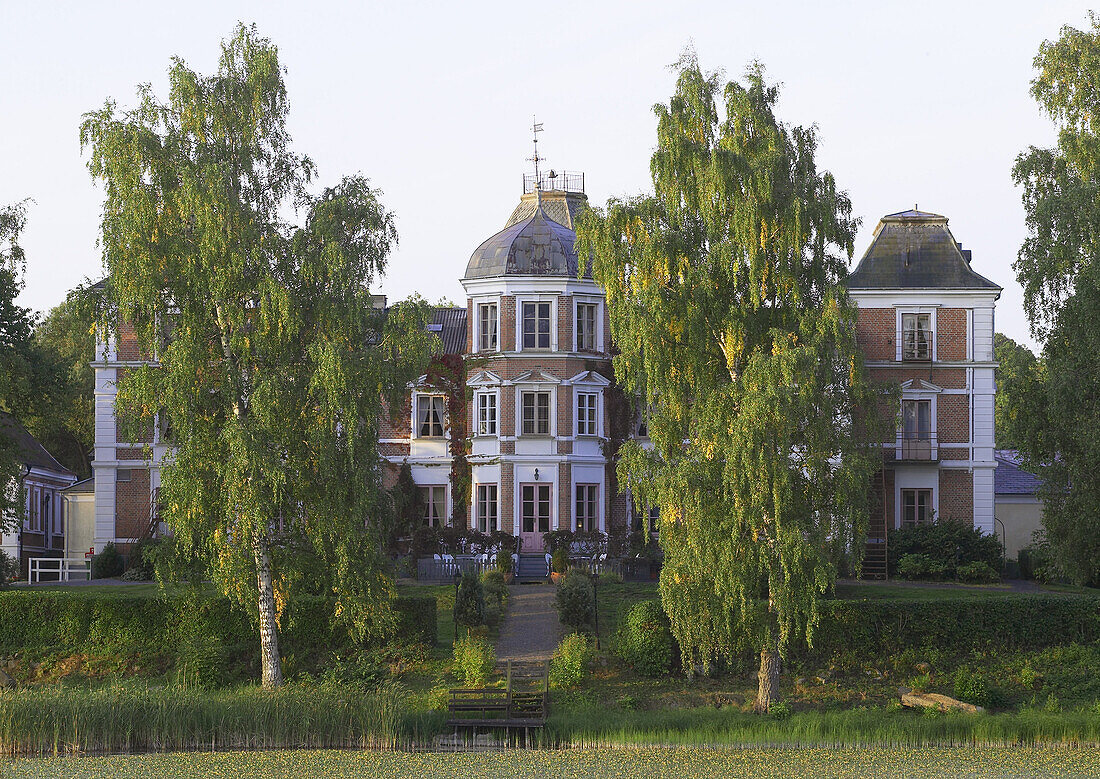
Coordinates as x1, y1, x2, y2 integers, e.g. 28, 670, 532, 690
575, 484, 598, 532
478, 303, 497, 352
521, 391, 551, 435
417, 395, 446, 437
902, 400, 932, 440
420, 485, 447, 527
522, 302, 551, 349
476, 484, 498, 532
576, 302, 597, 352
577, 392, 598, 436
521, 484, 551, 533
902, 313, 932, 360
901, 488, 933, 528
477, 392, 497, 436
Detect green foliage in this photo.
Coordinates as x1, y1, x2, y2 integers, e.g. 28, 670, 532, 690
575, 52, 889, 690
551, 548, 570, 574
390, 461, 423, 548
810, 595, 1100, 662
1019, 530, 1067, 584
888, 521, 1002, 578
174, 632, 228, 689
550, 632, 594, 689
1011, 14, 1100, 587
993, 334, 1038, 451
452, 635, 494, 688
614, 600, 675, 677
79, 24, 436, 685
480, 569, 507, 604
0, 549, 17, 587
495, 550, 513, 574
0, 590, 436, 671
953, 667, 1007, 709
556, 570, 595, 630
957, 561, 1001, 584
453, 571, 485, 632
91, 542, 125, 579
0, 682, 406, 756
896, 554, 949, 581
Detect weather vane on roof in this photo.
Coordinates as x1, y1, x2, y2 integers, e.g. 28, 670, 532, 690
527, 116, 544, 182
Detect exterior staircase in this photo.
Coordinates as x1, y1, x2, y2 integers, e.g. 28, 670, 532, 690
514, 553, 548, 583
862, 469, 889, 580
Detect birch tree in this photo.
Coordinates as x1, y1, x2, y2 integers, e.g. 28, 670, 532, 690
577, 54, 883, 711
1012, 13, 1100, 586
81, 25, 435, 686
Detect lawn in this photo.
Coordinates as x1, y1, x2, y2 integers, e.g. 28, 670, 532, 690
5, 746, 1100, 778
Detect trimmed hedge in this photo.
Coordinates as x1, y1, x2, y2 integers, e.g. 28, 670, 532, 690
0, 591, 437, 662
809, 594, 1100, 660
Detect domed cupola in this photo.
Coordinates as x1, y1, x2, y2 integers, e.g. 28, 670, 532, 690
464, 188, 589, 281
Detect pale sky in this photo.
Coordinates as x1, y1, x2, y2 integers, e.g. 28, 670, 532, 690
3, 1, 1089, 353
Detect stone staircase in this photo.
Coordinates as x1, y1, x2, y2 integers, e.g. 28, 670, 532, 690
514, 553, 548, 583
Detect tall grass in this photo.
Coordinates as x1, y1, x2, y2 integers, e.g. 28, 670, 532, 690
548, 706, 1100, 748
0, 682, 405, 756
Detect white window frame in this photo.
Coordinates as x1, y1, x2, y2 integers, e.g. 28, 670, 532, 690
576, 392, 599, 437
896, 380, 941, 460
420, 484, 448, 527
896, 308, 937, 362
575, 299, 601, 353
413, 392, 447, 439
575, 483, 599, 532
476, 301, 499, 353
476, 483, 499, 533
516, 295, 557, 352
520, 391, 552, 436
894, 470, 938, 530
476, 391, 498, 436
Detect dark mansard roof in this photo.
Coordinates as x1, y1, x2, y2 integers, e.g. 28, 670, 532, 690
848, 210, 1001, 292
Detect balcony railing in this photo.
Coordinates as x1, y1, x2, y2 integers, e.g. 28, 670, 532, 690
898, 431, 938, 461
523, 171, 585, 194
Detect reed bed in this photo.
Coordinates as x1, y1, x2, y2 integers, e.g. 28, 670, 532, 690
0, 682, 405, 756
547, 707, 1100, 748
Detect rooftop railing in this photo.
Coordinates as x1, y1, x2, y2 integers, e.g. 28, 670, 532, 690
523, 171, 585, 194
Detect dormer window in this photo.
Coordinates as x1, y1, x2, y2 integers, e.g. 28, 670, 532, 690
417, 395, 446, 438
522, 302, 551, 349
478, 303, 498, 352
902, 313, 932, 361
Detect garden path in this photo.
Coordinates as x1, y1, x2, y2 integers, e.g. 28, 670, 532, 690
495, 585, 562, 661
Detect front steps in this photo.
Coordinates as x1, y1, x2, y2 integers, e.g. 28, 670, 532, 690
514, 553, 548, 583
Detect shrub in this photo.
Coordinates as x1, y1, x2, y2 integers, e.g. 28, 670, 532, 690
551, 548, 570, 574
957, 561, 1000, 584
550, 633, 593, 689
394, 596, 438, 647
809, 594, 1100, 662
174, 633, 227, 689
454, 570, 485, 633
888, 520, 1001, 578
896, 553, 949, 581
91, 542, 125, 579
614, 600, 674, 677
452, 635, 495, 688
543, 529, 576, 554
495, 551, 513, 574
556, 570, 594, 630
0, 549, 17, 587
481, 569, 507, 608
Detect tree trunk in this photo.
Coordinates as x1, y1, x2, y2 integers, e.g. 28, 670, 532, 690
754, 643, 781, 713
254, 538, 284, 688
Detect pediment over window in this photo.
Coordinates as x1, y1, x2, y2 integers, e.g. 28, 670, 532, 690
512, 368, 561, 385
466, 370, 502, 387
568, 370, 611, 387
900, 378, 943, 394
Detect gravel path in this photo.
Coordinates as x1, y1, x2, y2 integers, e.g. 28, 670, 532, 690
495, 585, 562, 661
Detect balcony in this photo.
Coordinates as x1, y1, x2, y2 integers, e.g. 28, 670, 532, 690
898, 431, 938, 462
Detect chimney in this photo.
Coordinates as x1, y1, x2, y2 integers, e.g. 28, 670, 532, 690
371, 294, 387, 310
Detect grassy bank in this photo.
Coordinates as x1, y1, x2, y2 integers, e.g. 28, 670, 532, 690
547, 705, 1100, 747
0, 683, 409, 757
5, 746, 1100, 778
